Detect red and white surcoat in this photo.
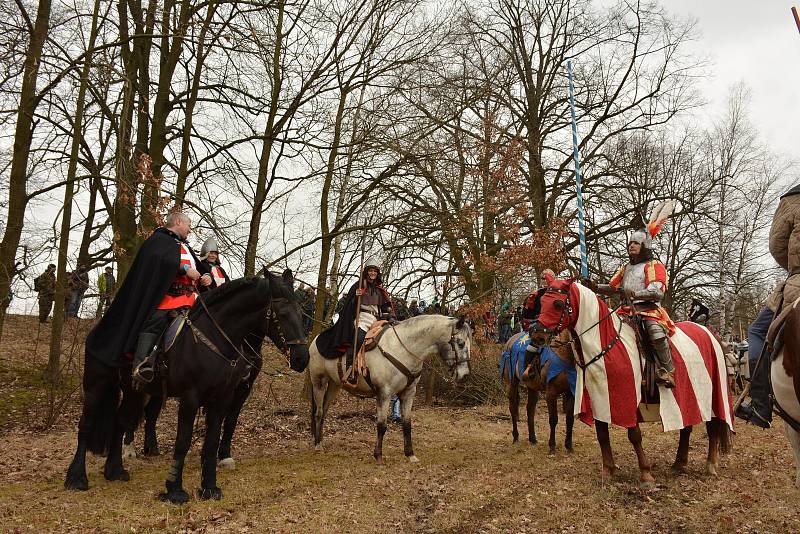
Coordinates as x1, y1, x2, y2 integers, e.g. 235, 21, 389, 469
158, 243, 198, 309
210, 266, 226, 287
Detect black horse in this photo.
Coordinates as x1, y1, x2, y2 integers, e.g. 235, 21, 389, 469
124, 326, 271, 468
64, 270, 309, 503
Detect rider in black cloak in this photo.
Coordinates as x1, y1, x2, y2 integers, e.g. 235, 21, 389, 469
315, 260, 395, 367
84, 213, 211, 379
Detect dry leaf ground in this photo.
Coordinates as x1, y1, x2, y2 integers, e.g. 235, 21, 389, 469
0, 314, 798, 533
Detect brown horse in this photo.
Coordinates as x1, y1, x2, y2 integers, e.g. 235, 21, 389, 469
501, 330, 575, 454
771, 301, 800, 487
534, 279, 733, 488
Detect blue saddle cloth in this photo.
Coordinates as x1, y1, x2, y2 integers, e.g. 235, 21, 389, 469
540, 346, 577, 397
500, 334, 576, 396
499, 333, 531, 382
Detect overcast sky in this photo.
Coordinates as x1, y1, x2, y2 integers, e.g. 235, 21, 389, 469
666, 0, 800, 160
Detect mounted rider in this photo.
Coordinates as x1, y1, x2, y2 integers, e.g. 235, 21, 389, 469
315, 259, 395, 370
199, 237, 230, 289
85, 212, 212, 387
598, 202, 677, 389
736, 182, 800, 428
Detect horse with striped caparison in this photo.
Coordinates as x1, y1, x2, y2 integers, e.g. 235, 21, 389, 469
533, 278, 733, 488
501, 330, 575, 454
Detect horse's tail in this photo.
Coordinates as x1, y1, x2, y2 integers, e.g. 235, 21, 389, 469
87, 383, 120, 456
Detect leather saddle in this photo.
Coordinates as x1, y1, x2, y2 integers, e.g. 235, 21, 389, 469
766, 296, 800, 357
161, 311, 188, 353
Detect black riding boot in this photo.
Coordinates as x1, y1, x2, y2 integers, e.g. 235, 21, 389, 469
736, 352, 772, 429
132, 332, 160, 386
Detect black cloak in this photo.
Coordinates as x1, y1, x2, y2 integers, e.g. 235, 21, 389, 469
315, 280, 392, 359
85, 227, 208, 367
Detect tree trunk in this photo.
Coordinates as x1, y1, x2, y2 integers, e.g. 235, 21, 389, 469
0, 0, 53, 340
46, 0, 101, 382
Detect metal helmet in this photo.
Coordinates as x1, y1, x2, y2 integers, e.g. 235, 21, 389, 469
628, 228, 652, 249
199, 237, 219, 261
364, 257, 381, 270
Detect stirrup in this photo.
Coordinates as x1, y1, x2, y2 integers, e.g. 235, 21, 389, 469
133, 360, 155, 385
656, 368, 676, 389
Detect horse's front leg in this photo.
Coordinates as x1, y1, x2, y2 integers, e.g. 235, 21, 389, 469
400, 380, 420, 463
595, 421, 617, 480
526, 386, 539, 445
627, 424, 654, 488
672, 426, 692, 474
563, 393, 575, 453
199, 407, 224, 500
373, 390, 392, 465
785, 424, 800, 488
160, 394, 199, 504
66, 373, 113, 490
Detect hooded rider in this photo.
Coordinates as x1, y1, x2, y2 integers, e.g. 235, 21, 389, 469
85, 212, 212, 387
315, 259, 395, 370
598, 209, 677, 389
199, 237, 230, 288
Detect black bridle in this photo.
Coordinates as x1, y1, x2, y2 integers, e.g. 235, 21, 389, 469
443, 325, 471, 376
536, 286, 623, 372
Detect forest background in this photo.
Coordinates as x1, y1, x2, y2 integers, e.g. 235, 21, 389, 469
1, 0, 797, 382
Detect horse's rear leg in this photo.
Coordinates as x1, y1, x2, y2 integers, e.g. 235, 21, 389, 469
373, 391, 391, 465
400, 381, 420, 463
160, 395, 199, 504
199, 408, 224, 500
546, 395, 558, 455
66, 382, 110, 490
526, 387, 539, 445
563, 393, 575, 453
672, 426, 692, 474
705, 418, 724, 476
143, 394, 162, 456
785, 423, 800, 488
627, 424, 654, 488
218, 378, 255, 468
506, 378, 520, 443
595, 421, 618, 481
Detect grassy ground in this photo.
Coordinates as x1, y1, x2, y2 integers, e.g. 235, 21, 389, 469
0, 314, 797, 533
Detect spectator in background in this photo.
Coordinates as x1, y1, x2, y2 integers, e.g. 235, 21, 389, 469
498, 303, 513, 343
66, 263, 90, 318
34, 264, 56, 323
408, 299, 420, 317
96, 266, 116, 317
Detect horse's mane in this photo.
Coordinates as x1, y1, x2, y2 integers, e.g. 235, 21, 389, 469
194, 276, 265, 311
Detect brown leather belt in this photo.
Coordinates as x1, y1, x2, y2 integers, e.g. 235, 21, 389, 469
167, 283, 195, 297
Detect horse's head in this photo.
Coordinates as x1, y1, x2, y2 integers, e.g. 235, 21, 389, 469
530, 278, 576, 346
262, 267, 309, 372
437, 316, 471, 383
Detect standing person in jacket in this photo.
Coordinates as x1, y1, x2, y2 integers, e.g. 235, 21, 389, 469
35, 264, 56, 323
96, 266, 115, 317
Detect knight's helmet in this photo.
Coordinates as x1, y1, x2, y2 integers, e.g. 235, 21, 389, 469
362, 257, 383, 285
199, 237, 219, 261
628, 200, 675, 249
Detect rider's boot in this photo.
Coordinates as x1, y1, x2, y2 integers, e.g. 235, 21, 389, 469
132, 333, 160, 388
735, 350, 772, 429
646, 322, 676, 389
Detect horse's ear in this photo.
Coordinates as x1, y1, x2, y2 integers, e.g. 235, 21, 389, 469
260, 266, 268, 278
282, 268, 294, 287
455, 315, 466, 330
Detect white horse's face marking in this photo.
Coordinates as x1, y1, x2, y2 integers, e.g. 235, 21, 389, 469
449, 320, 472, 383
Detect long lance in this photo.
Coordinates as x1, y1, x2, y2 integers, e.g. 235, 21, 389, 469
351, 228, 367, 369
567, 59, 588, 279
792, 6, 800, 35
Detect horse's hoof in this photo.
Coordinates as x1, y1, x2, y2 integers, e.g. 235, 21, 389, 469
64, 475, 89, 491
143, 445, 161, 457
103, 467, 130, 482
407, 455, 419, 463
159, 488, 191, 504
705, 462, 718, 477
671, 463, 687, 475
375, 457, 384, 466
122, 444, 136, 459
639, 479, 656, 490
566, 447, 575, 455
198, 486, 223, 500
528, 439, 537, 446
217, 457, 235, 470
314, 443, 324, 452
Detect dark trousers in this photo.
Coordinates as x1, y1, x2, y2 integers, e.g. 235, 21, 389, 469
38, 296, 53, 322
140, 309, 173, 337
748, 306, 774, 417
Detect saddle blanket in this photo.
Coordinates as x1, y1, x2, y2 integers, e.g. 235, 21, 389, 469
500, 334, 576, 395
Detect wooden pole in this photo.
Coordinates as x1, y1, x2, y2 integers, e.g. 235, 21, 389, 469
792, 6, 800, 35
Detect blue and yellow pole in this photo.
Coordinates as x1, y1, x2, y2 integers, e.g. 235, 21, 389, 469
567, 60, 588, 279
